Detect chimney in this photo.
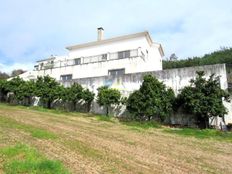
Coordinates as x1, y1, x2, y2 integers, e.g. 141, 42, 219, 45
97, 27, 104, 41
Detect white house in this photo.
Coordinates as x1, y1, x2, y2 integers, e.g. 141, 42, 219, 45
28, 28, 164, 81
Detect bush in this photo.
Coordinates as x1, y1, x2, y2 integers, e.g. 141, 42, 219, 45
176, 71, 230, 129
97, 86, 121, 116
126, 74, 175, 122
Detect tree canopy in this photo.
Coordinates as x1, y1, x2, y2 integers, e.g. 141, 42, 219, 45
97, 86, 121, 116
126, 74, 175, 122
176, 71, 230, 128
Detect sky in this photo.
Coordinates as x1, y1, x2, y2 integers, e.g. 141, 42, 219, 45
0, 0, 232, 73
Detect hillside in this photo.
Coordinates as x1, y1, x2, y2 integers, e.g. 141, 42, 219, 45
163, 48, 232, 69
0, 104, 232, 173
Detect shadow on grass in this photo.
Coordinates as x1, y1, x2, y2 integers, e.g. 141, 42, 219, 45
164, 128, 232, 142
0, 144, 69, 174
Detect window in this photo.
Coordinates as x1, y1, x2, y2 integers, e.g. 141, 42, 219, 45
60, 74, 72, 81
74, 58, 81, 65
40, 63, 44, 70
101, 54, 107, 61
108, 68, 125, 76
34, 65, 39, 70
118, 50, 130, 59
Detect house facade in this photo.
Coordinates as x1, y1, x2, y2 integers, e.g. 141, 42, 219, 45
31, 28, 164, 82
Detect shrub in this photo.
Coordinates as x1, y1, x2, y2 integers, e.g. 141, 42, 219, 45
97, 86, 121, 116
126, 74, 175, 122
176, 71, 230, 129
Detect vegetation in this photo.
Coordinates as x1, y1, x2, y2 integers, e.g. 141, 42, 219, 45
97, 86, 121, 116
163, 47, 232, 69
175, 71, 230, 128
126, 74, 175, 122
0, 144, 69, 174
164, 128, 232, 142
0, 76, 95, 113
35, 76, 61, 109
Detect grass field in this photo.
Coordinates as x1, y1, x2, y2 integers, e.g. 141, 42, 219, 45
0, 104, 232, 174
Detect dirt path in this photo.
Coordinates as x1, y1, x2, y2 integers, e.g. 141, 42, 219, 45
0, 106, 232, 174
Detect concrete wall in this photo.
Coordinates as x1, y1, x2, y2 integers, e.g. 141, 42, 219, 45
62, 64, 232, 125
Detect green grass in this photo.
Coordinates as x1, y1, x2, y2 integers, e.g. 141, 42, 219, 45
0, 116, 57, 139
164, 128, 232, 142
0, 144, 69, 174
95, 115, 115, 122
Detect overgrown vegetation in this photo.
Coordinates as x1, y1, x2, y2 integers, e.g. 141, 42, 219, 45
0, 144, 69, 174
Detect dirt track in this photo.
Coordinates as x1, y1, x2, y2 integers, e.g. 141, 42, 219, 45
0, 105, 232, 174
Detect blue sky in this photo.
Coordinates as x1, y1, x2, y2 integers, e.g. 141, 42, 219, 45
0, 0, 232, 73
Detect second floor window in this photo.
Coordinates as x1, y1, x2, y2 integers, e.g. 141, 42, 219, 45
101, 54, 107, 61
60, 74, 72, 81
118, 50, 130, 59
108, 68, 125, 76
74, 58, 81, 65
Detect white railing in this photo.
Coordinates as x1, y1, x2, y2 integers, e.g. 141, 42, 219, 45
39, 49, 140, 70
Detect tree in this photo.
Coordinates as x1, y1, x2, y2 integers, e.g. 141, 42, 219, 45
169, 53, 178, 61
35, 76, 61, 109
97, 86, 121, 116
64, 83, 83, 111
0, 71, 10, 80
127, 74, 175, 122
14, 80, 36, 106
176, 71, 230, 128
11, 69, 25, 77
82, 88, 95, 112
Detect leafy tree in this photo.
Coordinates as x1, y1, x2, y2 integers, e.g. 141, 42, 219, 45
97, 86, 121, 116
35, 76, 61, 109
14, 80, 36, 105
82, 88, 95, 112
176, 71, 230, 128
65, 83, 83, 111
127, 74, 175, 122
169, 53, 178, 61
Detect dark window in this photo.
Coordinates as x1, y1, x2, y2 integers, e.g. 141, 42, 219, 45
118, 50, 130, 59
60, 74, 72, 81
40, 63, 44, 70
108, 68, 125, 76
34, 65, 39, 70
74, 58, 81, 65
101, 54, 107, 61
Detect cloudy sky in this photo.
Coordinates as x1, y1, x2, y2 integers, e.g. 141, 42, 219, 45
0, 0, 232, 73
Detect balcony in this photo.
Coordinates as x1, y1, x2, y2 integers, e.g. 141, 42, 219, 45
38, 48, 143, 70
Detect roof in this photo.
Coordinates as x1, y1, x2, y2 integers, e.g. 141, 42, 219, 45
66, 31, 155, 50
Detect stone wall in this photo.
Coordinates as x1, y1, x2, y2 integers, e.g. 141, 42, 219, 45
61, 64, 232, 125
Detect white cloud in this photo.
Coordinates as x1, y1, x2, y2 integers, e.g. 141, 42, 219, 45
0, 0, 231, 66
0, 62, 34, 74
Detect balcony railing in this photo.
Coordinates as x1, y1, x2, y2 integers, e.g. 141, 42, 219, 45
38, 49, 142, 70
